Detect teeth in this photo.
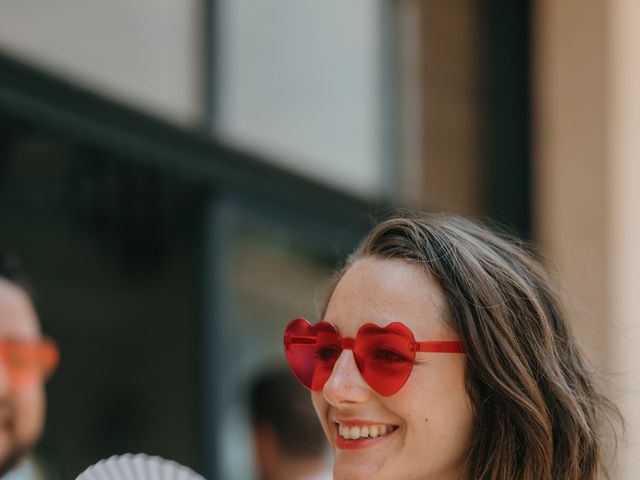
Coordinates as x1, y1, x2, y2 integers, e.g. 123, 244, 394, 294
338, 423, 395, 440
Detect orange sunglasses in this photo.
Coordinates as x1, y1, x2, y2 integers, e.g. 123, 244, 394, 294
0, 338, 59, 389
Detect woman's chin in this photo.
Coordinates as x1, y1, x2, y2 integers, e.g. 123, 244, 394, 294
332, 452, 391, 480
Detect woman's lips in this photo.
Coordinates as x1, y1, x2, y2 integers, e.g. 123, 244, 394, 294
334, 422, 399, 450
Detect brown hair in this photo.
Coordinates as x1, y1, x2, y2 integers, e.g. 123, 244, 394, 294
325, 212, 617, 480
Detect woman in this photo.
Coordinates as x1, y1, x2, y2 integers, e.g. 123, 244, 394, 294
284, 213, 617, 480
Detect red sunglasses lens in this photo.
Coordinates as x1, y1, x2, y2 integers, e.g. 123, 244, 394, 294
284, 318, 340, 392
354, 323, 415, 396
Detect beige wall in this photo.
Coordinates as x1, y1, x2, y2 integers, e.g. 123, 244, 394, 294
534, 0, 640, 477
533, 0, 610, 361
608, 0, 640, 476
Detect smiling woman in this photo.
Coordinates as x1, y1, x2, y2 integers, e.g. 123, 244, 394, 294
284, 213, 619, 480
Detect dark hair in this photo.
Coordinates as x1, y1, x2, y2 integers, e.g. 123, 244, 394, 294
0, 253, 29, 289
326, 212, 618, 480
248, 368, 326, 458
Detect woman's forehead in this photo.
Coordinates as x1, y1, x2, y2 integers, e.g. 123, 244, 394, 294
0, 279, 41, 339
324, 258, 452, 338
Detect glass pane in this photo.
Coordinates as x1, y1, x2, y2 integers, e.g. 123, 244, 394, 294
218, 215, 339, 480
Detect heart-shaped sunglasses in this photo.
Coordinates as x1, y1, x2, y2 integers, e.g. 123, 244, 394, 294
284, 318, 465, 396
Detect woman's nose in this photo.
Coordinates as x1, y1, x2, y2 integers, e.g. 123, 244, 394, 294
322, 349, 371, 405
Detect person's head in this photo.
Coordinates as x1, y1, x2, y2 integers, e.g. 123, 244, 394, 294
0, 254, 58, 475
248, 368, 328, 480
284, 213, 614, 480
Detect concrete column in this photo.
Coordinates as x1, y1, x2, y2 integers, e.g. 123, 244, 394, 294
608, 0, 640, 476
534, 0, 640, 477
533, 0, 609, 358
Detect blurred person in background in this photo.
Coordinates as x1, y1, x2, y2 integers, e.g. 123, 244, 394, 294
249, 368, 331, 480
0, 254, 59, 480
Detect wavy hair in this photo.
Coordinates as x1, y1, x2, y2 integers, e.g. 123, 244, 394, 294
324, 213, 618, 480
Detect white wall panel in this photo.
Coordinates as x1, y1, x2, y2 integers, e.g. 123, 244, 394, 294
216, 0, 385, 198
0, 0, 201, 125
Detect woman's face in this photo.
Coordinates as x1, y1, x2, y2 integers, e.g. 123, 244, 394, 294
312, 258, 474, 480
